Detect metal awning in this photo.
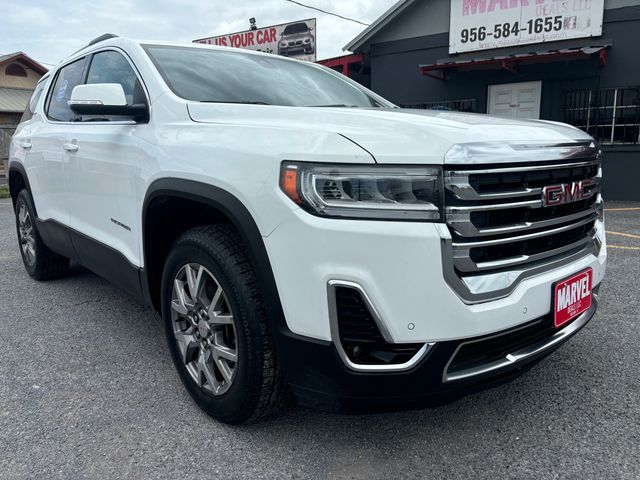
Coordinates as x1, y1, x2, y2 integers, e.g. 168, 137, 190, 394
419, 44, 611, 80
0, 87, 33, 113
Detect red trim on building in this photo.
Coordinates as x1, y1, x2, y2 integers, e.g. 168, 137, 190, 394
419, 46, 609, 79
317, 53, 364, 76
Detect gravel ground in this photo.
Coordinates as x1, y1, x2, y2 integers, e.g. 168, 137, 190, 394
0, 199, 638, 479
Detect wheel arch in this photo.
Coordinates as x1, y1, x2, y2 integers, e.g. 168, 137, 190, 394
8, 163, 35, 214
142, 178, 289, 337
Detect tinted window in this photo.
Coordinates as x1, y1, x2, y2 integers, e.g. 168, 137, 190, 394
145, 45, 390, 108
20, 80, 47, 123
86, 51, 143, 106
47, 58, 86, 122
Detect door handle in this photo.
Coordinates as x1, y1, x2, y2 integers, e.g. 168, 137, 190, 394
63, 142, 79, 152
19, 141, 32, 150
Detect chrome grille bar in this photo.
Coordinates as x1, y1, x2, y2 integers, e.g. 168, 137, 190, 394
453, 227, 597, 272
445, 160, 600, 201
447, 199, 601, 237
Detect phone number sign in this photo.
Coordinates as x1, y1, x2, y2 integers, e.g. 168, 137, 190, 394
449, 0, 604, 54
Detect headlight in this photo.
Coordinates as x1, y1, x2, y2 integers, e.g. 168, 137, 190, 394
280, 162, 443, 221
304, 38, 311, 43
280, 42, 287, 47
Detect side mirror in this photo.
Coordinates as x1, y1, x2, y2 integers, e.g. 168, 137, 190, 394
68, 83, 148, 120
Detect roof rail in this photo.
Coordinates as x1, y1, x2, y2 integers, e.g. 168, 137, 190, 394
88, 33, 119, 46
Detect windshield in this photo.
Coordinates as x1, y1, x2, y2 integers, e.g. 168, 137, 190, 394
144, 45, 390, 108
283, 23, 309, 35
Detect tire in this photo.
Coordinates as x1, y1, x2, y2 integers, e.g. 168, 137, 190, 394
161, 225, 288, 424
14, 189, 69, 280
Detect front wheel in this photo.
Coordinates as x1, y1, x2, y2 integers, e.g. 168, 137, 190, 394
161, 225, 288, 424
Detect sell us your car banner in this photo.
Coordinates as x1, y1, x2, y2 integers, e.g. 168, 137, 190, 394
194, 18, 316, 62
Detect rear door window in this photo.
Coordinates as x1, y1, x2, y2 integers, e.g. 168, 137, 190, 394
46, 58, 87, 122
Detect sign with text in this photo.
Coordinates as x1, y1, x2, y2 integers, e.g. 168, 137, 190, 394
449, 0, 604, 54
194, 18, 316, 62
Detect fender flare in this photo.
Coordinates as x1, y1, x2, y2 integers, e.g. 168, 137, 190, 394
142, 178, 291, 337
8, 162, 36, 214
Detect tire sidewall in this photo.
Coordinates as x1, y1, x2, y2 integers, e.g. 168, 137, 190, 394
14, 191, 39, 277
161, 241, 261, 422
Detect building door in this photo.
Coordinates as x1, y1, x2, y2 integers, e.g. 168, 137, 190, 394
488, 81, 542, 119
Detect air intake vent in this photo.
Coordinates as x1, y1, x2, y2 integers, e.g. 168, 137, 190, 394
334, 287, 423, 366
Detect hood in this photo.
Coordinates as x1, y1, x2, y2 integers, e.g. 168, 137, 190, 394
187, 104, 593, 165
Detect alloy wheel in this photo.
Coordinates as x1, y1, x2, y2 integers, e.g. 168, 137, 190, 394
170, 263, 238, 395
18, 203, 36, 267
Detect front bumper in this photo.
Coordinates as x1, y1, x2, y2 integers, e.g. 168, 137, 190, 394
263, 189, 605, 405
279, 44, 313, 55
276, 299, 598, 411
264, 207, 606, 344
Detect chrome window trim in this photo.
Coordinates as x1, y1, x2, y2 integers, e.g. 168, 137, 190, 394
443, 299, 597, 382
327, 280, 432, 372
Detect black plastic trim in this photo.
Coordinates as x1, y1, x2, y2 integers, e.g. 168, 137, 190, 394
88, 33, 119, 46
69, 225, 144, 299
8, 163, 35, 212
141, 179, 292, 341
35, 218, 144, 302
35, 219, 78, 262
286, 301, 597, 412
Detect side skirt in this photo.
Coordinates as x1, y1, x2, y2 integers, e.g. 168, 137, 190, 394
36, 218, 146, 304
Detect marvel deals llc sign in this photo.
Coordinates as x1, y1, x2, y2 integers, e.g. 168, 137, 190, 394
449, 0, 604, 53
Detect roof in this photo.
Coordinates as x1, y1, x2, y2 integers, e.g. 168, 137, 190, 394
0, 87, 33, 113
344, 0, 417, 53
0, 52, 48, 76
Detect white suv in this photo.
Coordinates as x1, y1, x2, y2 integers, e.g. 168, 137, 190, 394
9, 35, 606, 424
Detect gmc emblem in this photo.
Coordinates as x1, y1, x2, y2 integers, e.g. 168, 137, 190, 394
542, 179, 597, 207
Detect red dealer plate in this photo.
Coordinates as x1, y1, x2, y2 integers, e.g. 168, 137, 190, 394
553, 268, 593, 328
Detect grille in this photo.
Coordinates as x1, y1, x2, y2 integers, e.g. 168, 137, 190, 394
447, 316, 556, 375
444, 156, 602, 275
334, 287, 423, 365
469, 161, 599, 194
446, 284, 598, 379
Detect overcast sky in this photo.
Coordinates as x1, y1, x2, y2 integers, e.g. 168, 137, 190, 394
2, 0, 397, 68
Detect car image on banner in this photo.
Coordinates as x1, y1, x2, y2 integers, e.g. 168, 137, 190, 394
194, 18, 316, 62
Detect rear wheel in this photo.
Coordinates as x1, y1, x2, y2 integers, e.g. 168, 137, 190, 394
14, 190, 69, 280
161, 225, 287, 424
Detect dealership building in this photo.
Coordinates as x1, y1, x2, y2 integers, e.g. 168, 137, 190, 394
345, 0, 640, 200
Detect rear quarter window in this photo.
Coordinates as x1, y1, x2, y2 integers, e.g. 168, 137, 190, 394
19, 79, 47, 123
